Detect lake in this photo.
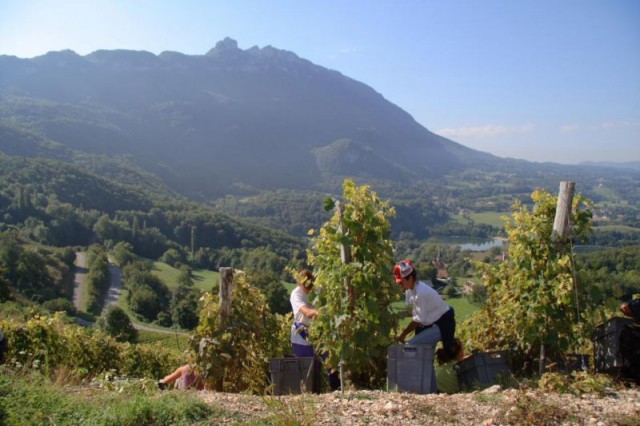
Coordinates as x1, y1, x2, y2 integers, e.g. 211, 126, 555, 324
436, 236, 506, 252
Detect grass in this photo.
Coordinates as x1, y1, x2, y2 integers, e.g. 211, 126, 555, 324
151, 261, 220, 292
469, 211, 511, 227
446, 297, 479, 321
0, 370, 218, 426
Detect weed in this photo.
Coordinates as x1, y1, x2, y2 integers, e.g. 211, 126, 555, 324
417, 403, 437, 416
473, 392, 504, 405
538, 371, 616, 396
263, 394, 318, 426
496, 393, 575, 426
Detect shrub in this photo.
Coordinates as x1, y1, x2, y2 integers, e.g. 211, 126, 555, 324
1, 312, 178, 380
193, 271, 280, 393
41, 298, 77, 316
98, 305, 138, 343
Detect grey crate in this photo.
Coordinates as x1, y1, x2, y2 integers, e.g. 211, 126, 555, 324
592, 317, 635, 373
455, 351, 510, 390
387, 344, 435, 394
269, 357, 314, 395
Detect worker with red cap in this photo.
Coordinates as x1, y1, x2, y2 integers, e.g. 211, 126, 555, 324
394, 259, 457, 359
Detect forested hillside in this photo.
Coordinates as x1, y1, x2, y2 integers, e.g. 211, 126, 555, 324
0, 154, 305, 265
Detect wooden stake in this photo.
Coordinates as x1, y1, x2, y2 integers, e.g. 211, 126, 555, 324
219, 267, 233, 323
552, 181, 575, 239
335, 201, 355, 308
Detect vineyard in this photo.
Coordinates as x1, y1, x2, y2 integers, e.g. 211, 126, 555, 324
1, 180, 639, 424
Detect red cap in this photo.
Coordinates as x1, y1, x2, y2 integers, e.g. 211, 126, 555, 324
393, 259, 414, 284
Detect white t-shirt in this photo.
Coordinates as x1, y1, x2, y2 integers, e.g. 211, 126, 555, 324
405, 280, 450, 326
290, 286, 312, 345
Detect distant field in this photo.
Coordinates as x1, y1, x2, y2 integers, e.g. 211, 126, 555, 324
594, 224, 640, 233
151, 261, 220, 292
452, 211, 511, 228
470, 211, 511, 227
137, 329, 190, 353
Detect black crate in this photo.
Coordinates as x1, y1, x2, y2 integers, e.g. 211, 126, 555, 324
269, 357, 314, 395
455, 351, 510, 390
387, 344, 436, 394
592, 317, 635, 373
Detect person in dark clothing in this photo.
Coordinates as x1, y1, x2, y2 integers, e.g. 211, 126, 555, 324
619, 297, 640, 384
0, 331, 7, 365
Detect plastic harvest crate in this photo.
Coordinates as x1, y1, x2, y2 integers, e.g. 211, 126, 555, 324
387, 344, 436, 394
592, 317, 635, 373
269, 357, 314, 395
454, 351, 510, 390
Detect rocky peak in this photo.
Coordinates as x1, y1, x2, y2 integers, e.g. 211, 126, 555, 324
206, 37, 240, 56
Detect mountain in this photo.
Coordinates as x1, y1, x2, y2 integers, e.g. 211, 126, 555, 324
0, 38, 499, 200
1, 38, 639, 241
578, 161, 640, 172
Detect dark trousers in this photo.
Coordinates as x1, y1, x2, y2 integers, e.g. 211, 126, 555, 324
434, 306, 456, 353
415, 306, 456, 353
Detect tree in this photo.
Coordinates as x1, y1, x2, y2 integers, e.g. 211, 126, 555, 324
98, 305, 138, 343
247, 269, 290, 315
42, 297, 77, 316
171, 265, 200, 329
459, 189, 593, 372
307, 179, 397, 388
111, 241, 135, 267
161, 248, 187, 268
124, 265, 171, 322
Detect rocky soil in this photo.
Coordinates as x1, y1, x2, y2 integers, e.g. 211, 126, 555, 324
197, 385, 640, 425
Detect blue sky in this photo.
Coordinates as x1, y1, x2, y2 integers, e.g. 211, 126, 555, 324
1, 0, 638, 164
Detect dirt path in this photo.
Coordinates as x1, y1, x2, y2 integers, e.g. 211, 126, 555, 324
196, 387, 640, 425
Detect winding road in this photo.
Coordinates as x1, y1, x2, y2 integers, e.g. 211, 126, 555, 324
72, 252, 186, 335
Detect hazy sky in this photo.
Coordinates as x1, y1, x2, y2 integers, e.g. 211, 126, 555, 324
1, 0, 639, 164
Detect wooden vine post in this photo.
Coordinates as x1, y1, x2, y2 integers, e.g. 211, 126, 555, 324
552, 181, 575, 240
537, 181, 576, 375
219, 267, 234, 324
335, 200, 355, 308
217, 267, 234, 391
335, 200, 352, 390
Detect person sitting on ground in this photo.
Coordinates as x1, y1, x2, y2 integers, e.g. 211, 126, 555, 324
158, 362, 204, 390
435, 338, 466, 394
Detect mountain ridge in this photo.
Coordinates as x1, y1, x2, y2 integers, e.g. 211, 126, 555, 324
0, 38, 504, 200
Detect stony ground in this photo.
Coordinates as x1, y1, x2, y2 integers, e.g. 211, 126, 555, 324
197, 385, 640, 425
